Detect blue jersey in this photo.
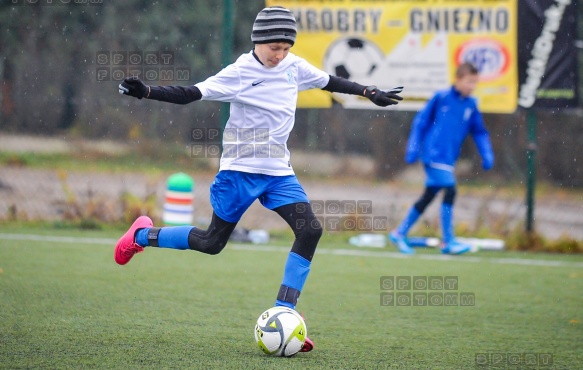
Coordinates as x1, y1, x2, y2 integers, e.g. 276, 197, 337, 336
405, 86, 494, 170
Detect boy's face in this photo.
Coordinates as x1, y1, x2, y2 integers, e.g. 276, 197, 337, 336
454, 73, 479, 97
254, 42, 292, 68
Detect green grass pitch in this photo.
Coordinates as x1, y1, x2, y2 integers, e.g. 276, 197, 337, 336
1, 227, 582, 369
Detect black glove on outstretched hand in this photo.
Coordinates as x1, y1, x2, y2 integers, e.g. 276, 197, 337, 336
364, 85, 403, 107
118, 76, 149, 99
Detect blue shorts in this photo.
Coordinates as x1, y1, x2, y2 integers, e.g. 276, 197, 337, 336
210, 170, 309, 223
425, 164, 456, 187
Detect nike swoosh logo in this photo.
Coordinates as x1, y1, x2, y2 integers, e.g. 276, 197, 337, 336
252, 80, 265, 86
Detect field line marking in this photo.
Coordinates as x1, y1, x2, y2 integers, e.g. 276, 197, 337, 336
0, 233, 117, 245
2, 233, 583, 268
231, 244, 583, 268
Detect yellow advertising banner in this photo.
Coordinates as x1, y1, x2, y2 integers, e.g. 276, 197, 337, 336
266, 0, 518, 113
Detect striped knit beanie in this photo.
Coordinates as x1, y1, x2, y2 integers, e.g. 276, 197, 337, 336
251, 6, 297, 46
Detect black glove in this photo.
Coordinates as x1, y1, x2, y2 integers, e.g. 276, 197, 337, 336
118, 76, 148, 99
364, 85, 403, 107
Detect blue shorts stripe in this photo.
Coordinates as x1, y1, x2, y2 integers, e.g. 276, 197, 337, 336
425, 165, 456, 186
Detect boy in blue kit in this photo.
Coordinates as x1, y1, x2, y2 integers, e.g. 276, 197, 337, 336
389, 63, 494, 255
116, 6, 402, 352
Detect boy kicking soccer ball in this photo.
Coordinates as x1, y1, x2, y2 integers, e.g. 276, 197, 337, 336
389, 62, 494, 255
116, 6, 402, 352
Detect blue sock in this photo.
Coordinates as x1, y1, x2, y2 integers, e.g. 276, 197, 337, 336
275, 252, 311, 310
396, 207, 421, 236
135, 226, 193, 250
441, 204, 454, 243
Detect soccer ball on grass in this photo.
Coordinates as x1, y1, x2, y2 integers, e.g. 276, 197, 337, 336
254, 306, 307, 357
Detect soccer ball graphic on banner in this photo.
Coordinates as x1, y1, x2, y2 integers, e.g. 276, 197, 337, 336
323, 37, 385, 83
254, 307, 307, 357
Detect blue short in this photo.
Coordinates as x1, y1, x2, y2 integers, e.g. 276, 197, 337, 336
210, 170, 309, 223
425, 164, 456, 187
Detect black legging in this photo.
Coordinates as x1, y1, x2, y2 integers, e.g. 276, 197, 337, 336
413, 186, 457, 214
271, 202, 322, 261
187, 202, 322, 261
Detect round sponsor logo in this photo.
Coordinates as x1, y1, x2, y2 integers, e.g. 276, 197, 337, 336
455, 39, 510, 81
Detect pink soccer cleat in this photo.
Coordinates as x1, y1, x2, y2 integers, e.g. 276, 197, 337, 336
300, 336, 314, 352
114, 216, 153, 265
